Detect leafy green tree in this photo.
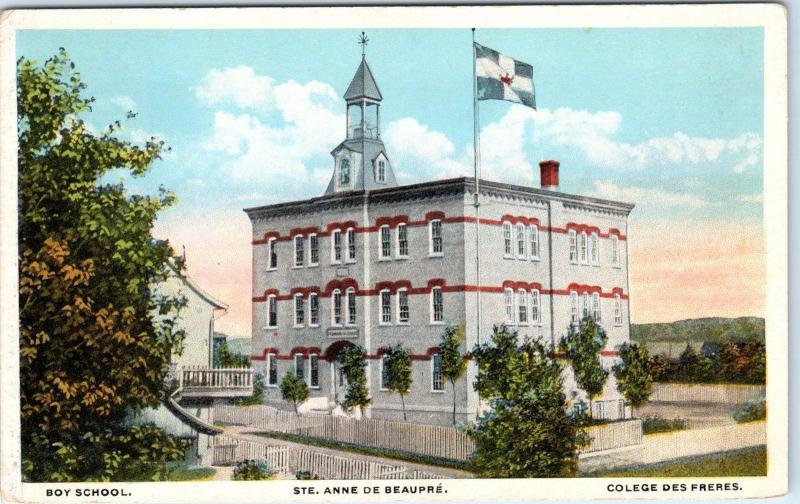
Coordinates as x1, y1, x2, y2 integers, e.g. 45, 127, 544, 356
613, 343, 654, 412
382, 345, 412, 421
237, 373, 265, 406
337, 344, 371, 416
559, 317, 609, 417
280, 372, 309, 413
440, 324, 467, 426
469, 326, 587, 477
675, 344, 700, 382
18, 49, 187, 481
217, 341, 251, 368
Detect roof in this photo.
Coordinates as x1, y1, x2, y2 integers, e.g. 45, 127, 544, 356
344, 58, 383, 101
244, 177, 635, 220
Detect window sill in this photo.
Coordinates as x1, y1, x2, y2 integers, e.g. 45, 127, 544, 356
378, 323, 393, 327
309, 386, 321, 390
330, 260, 342, 266
395, 255, 409, 260
309, 324, 320, 328
308, 263, 319, 268
504, 255, 515, 260
378, 257, 393, 262
530, 256, 541, 262
266, 267, 277, 272
293, 325, 304, 329
267, 384, 279, 389
345, 259, 357, 264
428, 253, 444, 258
430, 390, 445, 394
292, 265, 304, 270
396, 321, 410, 326
265, 326, 278, 330
429, 321, 445, 326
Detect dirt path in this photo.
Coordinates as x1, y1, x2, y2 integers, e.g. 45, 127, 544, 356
222, 425, 473, 479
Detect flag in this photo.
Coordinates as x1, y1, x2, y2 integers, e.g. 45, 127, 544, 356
475, 43, 536, 109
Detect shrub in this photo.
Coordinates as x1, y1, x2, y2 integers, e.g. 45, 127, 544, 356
641, 416, 688, 435
734, 399, 766, 423
295, 470, 319, 480
232, 460, 274, 481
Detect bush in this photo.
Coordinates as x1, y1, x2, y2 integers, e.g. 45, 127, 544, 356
641, 416, 688, 435
232, 460, 274, 481
295, 470, 319, 480
733, 400, 766, 423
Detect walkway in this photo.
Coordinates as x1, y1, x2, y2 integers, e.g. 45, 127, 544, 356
580, 421, 766, 473
222, 425, 473, 479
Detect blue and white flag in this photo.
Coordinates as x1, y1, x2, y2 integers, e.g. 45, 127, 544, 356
475, 43, 536, 109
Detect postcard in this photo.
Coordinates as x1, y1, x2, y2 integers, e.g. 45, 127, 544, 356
0, 4, 788, 503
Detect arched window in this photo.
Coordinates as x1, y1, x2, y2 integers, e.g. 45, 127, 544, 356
431, 354, 444, 392
346, 287, 357, 325
267, 295, 278, 328
332, 289, 342, 326
380, 289, 391, 325
614, 294, 622, 325
267, 353, 278, 386
529, 225, 540, 259
530, 289, 541, 324
340, 158, 351, 185
504, 288, 514, 324
294, 293, 304, 327
517, 289, 528, 325
515, 223, 526, 258
431, 287, 444, 323
309, 293, 319, 326
503, 222, 512, 257
309, 354, 320, 388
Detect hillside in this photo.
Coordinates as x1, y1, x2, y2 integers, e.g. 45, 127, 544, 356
631, 317, 765, 345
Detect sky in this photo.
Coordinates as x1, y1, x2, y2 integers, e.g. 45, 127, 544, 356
17, 28, 765, 336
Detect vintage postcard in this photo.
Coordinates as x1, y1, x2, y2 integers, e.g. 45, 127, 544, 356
0, 4, 788, 503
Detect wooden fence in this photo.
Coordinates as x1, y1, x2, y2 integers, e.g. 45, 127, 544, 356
650, 383, 765, 404
213, 435, 422, 480
216, 405, 642, 461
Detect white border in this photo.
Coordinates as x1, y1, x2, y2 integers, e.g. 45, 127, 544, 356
0, 4, 787, 503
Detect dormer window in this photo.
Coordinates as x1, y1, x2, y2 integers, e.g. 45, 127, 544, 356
340, 159, 351, 185
377, 160, 385, 182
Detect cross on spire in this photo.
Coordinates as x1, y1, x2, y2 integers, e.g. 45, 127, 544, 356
358, 31, 369, 58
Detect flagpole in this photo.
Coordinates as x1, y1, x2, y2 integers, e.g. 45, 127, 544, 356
472, 29, 482, 350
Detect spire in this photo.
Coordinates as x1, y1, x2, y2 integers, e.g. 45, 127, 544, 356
344, 59, 383, 102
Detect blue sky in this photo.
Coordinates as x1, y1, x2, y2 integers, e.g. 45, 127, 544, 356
16, 28, 766, 332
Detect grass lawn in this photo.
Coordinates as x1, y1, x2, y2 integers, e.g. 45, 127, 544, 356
254, 432, 473, 473
163, 466, 217, 481
594, 447, 767, 477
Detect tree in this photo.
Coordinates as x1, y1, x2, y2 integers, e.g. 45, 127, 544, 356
18, 49, 188, 481
237, 373, 265, 406
613, 343, 654, 412
439, 324, 467, 426
559, 317, 609, 417
675, 344, 700, 382
469, 326, 587, 477
382, 345, 412, 421
280, 373, 309, 413
337, 344, 371, 416
217, 341, 251, 368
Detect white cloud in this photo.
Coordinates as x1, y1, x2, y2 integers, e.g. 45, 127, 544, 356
736, 193, 763, 204
193, 66, 276, 110
384, 117, 469, 183
110, 95, 137, 111
591, 180, 709, 208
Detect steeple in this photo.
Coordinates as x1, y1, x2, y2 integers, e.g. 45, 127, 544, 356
324, 33, 397, 195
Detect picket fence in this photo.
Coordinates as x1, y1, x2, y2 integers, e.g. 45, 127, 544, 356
215, 405, 642, 460
650, 383, 765, 404
213, 436, 422, 480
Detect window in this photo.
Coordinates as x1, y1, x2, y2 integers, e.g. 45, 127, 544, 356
332, 289, 342, 326
592, 292, 601, 322
346, 288, 357, 325
531, 289, 541, 324
529, 225, 540, 259
504, 288, 514, 324
294, 235, 304, 267
590, 232, 599, 265
517, 289, 528, 325
579, 232, 588, 264
614, 294, 622, 325
570, 291, 578, 325
340, 159, 350, 185
294, 294, 304, 327
332, 230, 342, 263
515, 223, 526, 258
377, 160, 386, 182
267, 354, 278, 386
346, 228, 356, 262
569, 230, 578, 263
309, 234, 319, 266
396, 224, 408, 258
380, 225, 391, 258
294, 354, 305, 380
268, 238, 277, 269
431, 287, 444, 323
397, 288, 409, 324
380, 290, 391, 325
267, 295, 278, 328
309, 293, 319, 326
503, 222, 512, 256
309, 354, 319, 388
611, 236, 620, 266
429, 220, 443, 255
431, 354, 444, 391
581, 292, 590, 319
380, 355, 389, 390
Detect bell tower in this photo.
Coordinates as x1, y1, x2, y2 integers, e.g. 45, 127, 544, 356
324, 33, 397, 195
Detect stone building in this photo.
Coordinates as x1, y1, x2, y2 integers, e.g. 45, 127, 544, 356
245, 54, 634, 426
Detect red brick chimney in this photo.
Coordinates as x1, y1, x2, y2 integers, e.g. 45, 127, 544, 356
540, 160, 560, 191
